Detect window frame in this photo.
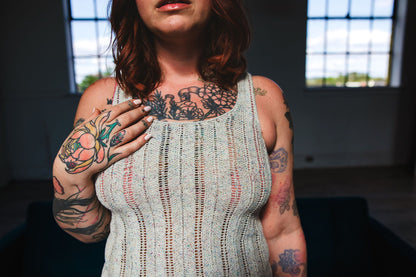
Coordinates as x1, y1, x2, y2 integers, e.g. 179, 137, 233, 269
305, 0, 402, 89
64, 0, 112, 94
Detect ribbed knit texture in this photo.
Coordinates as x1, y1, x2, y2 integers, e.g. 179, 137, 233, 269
96, 73, 272, 276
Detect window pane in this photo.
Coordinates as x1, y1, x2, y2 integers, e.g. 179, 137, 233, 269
307, 20, 325, 54
369, 54, 390, 86
71, 21, 98, 56
326, 54, 346, 86
100, 56, 115, 77
327, 20, 348, 53
373, 0, 394, 17
98, 21, 112, 55
97, 0, 111, 18
306, 54, 324, 87
308, 0, 326, 17
347, 54, 369, 86
328, 0, 349, 17
71, 0, 95, 18
74, 58, 100, 91
349, 20, 371, 53
350, 0, 372, 17
371, 20, 392, 52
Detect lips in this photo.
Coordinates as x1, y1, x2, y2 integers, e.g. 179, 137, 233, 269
157, 0, 191, 8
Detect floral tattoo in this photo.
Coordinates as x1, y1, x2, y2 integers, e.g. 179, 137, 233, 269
59, 111, 121, 174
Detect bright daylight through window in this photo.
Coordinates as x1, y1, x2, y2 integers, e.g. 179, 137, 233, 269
69, 0, 113, 93
306, 0, 396, 88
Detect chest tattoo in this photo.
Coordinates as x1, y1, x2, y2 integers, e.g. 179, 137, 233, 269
143, 83, 237, 121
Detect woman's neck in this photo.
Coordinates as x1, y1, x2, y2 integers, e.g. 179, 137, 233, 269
154, 35, 204, 84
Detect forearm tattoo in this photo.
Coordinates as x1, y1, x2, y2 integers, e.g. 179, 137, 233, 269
142, 82, 237, 121
59, 111, 121, 173
52, 183, 109, 240
74, 118, 85, 128
270, 148, 288, 173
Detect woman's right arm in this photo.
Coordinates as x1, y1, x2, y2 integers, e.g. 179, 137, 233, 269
52, 78, 153, 243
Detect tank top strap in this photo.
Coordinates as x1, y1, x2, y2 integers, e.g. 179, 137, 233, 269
112, 85, 132, 105
236, 73, 257, 116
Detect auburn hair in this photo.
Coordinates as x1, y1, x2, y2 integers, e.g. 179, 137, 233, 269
110, 0, 251, 98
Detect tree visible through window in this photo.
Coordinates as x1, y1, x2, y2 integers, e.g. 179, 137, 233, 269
68, 0, 113, 92
306, 0, 396, 88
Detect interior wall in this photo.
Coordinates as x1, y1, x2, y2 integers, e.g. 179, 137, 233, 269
0, 0, 414, 181
0, 99, 10, 188
246, 0, 415, 168
1, 0, 78, 180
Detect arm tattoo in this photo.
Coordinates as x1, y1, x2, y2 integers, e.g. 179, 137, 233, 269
74, 118, 85, 128
278, 249, 307, 276
53, 186, 109, 239
106, 98, 113, 105
270, 147, 288, 173
53, 176, 64, 195
283, 96, 294, 131
271, 260, 278, 276
285, 111, 294, 130
254, 87, 267, 96
292, 199, 299, 217
272, 177, 291, 214
142, 82, 237, 121
59, 111, 121, 173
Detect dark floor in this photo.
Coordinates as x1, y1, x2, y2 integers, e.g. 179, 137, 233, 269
1, 166, 415, 249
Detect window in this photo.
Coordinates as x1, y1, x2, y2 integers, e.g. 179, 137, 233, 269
67, 0, 113, 93
306, 0, 396, 88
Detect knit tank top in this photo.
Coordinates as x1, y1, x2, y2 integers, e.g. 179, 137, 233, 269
95, 73, 273, 276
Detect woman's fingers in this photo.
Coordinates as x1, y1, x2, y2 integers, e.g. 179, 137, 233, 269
108, 132, 153, 163
112, 104, 152, 131
109, 116, 154, 148
107, 99, 143, 121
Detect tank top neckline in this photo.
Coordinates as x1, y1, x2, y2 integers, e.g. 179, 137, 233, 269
126, 73, 250, 126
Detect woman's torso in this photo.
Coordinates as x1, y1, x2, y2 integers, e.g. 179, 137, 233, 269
96, 73, 273, 276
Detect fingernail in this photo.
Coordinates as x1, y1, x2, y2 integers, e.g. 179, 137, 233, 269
92, 107, 96, 113
144, 106, 151, 112
133, 99, 141, 105
146, 116, 154, 123
144, 134, 153, 141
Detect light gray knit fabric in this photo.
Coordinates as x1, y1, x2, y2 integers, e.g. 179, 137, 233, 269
96, 73, 273, 276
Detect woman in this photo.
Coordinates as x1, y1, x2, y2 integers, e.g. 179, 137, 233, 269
52, 0, 307, 276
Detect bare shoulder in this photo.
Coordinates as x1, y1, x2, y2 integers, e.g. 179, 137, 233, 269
79, 77, 117, 106
74, 77, 117, 126
252, 75, 287, 121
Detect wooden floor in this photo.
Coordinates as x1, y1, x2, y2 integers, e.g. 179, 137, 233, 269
1, 166, 415, 249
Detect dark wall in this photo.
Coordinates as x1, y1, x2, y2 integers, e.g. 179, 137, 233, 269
0, 0, 79, 184
0, 0, 414, 184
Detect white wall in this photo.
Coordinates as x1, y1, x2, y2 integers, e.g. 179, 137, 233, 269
0, 0, 414, 181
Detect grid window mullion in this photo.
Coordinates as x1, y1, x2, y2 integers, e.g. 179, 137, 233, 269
306, 0, 396, 88
69, 0, 113, 92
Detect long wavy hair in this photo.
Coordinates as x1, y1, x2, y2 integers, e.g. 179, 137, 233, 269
110, 0, 251, 98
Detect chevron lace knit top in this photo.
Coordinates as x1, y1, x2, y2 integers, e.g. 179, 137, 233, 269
95, 73, 273, 276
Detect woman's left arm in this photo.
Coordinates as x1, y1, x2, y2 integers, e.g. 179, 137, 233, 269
254, 76, 307, 277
